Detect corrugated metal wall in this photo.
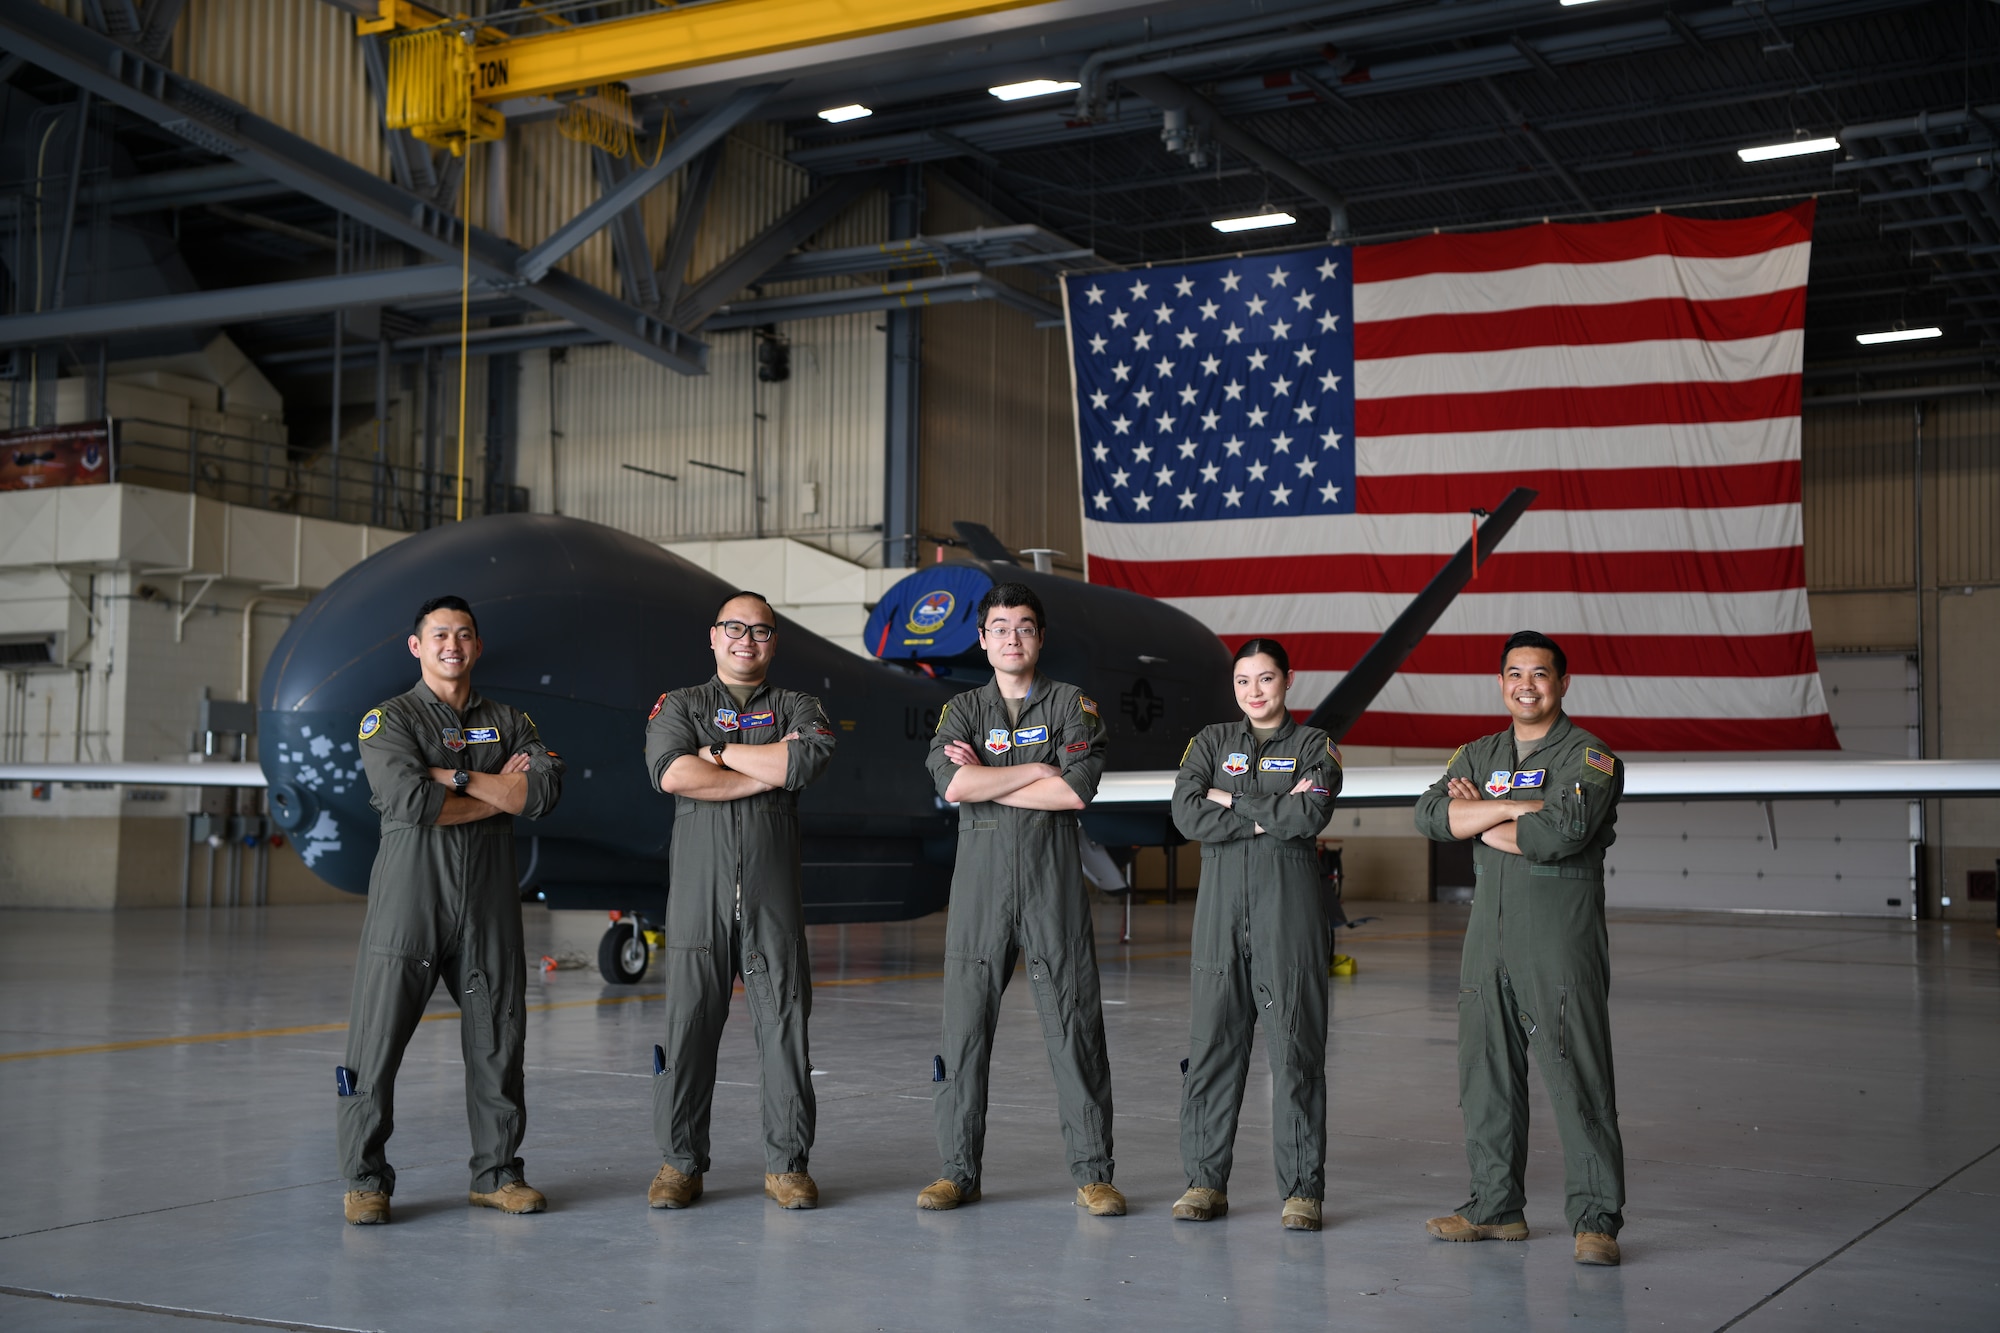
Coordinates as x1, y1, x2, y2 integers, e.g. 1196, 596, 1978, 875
917, 177, 1082, 568
1803, 391, 2000, 591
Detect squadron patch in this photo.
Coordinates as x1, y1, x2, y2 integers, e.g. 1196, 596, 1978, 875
906, 589, 956, 636
441, 728, 467, 752
1485, 769, 1512, 797
739, 710, 776, 730
1222, 752, 1250, 776
984, 728, 1012, 755
1013, 725, 1048, 746
648, 693, 667, 721
1512, 768, 1546, 789
1584, 747, 1616, 777
714, 708, 740, 733
358, 709, 382, 740
1259, 757, 1297, 773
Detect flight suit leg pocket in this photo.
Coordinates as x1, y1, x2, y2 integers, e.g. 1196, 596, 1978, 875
352, 944, 435, 1051
1187, 960, 1230, 1050
741, 949, 779, 1028
460, 967, 498, 1055
1027, 955, 1069, 1044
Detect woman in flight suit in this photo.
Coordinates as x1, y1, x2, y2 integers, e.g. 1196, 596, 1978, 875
1170, 638, 1342, 1231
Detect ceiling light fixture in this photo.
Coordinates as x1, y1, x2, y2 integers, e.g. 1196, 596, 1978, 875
1557, 0, 1609, 6
1211, 211, 1297, 233
817, 104, 872, 123
988, 79, 1080, 101
1737, 136, 1841, 163
1856, 327, 1943, 345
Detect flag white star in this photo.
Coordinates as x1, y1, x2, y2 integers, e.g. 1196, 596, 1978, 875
1316, 257, 1339, 281
1319, 482, 1342, 503
1110, 467, 1130, 487
1174, 274, 1195, 297
1111, 361, 1132, 382
1153, 465, 1175, 487
1270, 375, 1293, 397
1247, 461, 1269, 481
1245, 294, 1268, 317
1092, 490, 1111, 510
1293, 289, 1316, 311
1199, 462, 1220, 483
1198, 299, 1220, 321
1133, 492, 1153, 512
1177, 439, 1198, 459
1133, 442, 1153, 462
1320, 373, 1343, 393
1111, 415, 1132, 435
1133, 386, 1154, 407
1296, 456, 1317, 477
1200, 354, 1222, 375
1246, 406, 1269, 427
1177, 384, 1198, 405
1223, 485, 1244, 507
1153, 302, 1174, 324
1199, 410, 1220, 430
1085, 283, 1107, 304
1220, 270, 1242, 292
1223, 380, 1245, 401
1108, 308, 1129, 328
1270, 483, 1292, 505
1177, 487, 1197, 509
1154, 357, 1175, 378
1321, 429, 1344, 450
1091, 441, 1109, 462
1222, 323, 1244, 344
1089, 390, 1108, 409
1132, 330, 1154, 351
1246, 350, 1269, 371
1176, 327, 1198, 349
1088, 333, 1108, 354
1222, 435, 1246, 457
1129, 278, 1150, 300
1295, 402, 1317, 422
1269, 318, 1292, 340
1154, 413, 1177, 432
1269, 265, 1290, 287
1271, 431, 1293, 453
1294, 345, 1316, 366
1317, 311, 1341, 333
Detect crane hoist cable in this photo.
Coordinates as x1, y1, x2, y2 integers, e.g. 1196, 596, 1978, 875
455, 57, 472, 523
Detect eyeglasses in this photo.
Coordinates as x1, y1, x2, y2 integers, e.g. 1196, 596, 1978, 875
981, 624, 1040, 640
715, 620, 775, 643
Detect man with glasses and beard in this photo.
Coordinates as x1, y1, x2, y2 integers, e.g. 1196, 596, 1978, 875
641, 591, 837, 1212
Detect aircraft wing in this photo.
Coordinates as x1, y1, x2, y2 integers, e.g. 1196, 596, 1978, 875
0, 762, 266, 786
1093, 760, 2000, 809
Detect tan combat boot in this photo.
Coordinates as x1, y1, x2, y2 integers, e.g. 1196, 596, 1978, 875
1076, 1182, 1127, 1216
1575, 1232, 1621, 1266
1425, 1213, 1528, 1242
1172, 1187, 1228, 1221
916, 1178, 979, 1210
1281, 1197, 1322, 1231
469, 1181, 546, 1214
765, 1172, 819, 1210
647, 1161, 703, 1209
343, 1190, 390, 1225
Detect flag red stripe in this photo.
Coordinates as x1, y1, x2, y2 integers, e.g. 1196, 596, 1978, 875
1334, 710, 1838, 752
1225, 631, 1821, 679
1354, 288, 1805, 359
1357, 460, 1799, 512
1357, 375, 1800, 436
1093, 546, 1804, 598
1353, 202, 1816, 282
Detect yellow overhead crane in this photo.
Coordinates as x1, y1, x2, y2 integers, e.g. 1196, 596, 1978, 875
363, 0, 1050, 153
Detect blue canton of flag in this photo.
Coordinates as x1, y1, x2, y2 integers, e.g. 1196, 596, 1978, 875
1063, 249, 1355, 523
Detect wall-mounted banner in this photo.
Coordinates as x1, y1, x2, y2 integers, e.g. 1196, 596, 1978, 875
0, 420, 112, 492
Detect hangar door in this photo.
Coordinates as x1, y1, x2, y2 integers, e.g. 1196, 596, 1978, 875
1603, 654, 1918, 917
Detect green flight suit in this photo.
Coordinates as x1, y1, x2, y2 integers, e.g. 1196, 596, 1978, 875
341, 681, 564, 1196
643, 677, 836, 1177
1172, 718, 1342, 1200
926, 676, 1112, 1190
1414, 712, 1627, 1237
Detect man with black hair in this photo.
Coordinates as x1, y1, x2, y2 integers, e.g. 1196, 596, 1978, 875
340, 595, 565, 1225
918, 582, 1122, 1216
641, 591, 837, 1211
1414, 629, 1628, 1266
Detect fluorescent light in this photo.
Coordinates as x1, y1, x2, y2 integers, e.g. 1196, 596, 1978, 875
1737, 136, 1841, 163
988, 79, 1080, 101
1856, 327, 1943, 345
1558, 0, 1609, 6
816, 104, 872, 123
1211, 211, 1296, 233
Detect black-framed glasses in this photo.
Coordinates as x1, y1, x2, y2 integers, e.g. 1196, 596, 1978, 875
715, 620, 775, 643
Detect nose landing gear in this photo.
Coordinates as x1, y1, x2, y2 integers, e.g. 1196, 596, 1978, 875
598, 911, 660, 984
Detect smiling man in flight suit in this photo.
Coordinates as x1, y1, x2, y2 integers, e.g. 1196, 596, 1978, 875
642, 591, 837, 1212
340, 595, 565, 1225
918, 582, 1122, 1216
1414, 629, 1628, 1266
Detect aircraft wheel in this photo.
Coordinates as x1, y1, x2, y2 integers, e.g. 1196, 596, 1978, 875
598, 922, 650, 985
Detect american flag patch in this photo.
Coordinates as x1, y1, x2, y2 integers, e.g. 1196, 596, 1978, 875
1584, 747, 1616, 777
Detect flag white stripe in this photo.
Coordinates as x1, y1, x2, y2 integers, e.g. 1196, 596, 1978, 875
1355, 330, 1801, 399
1353, 244, 1811, 321
1290, 671, 1830, 721
1165, 588, 1811, 637
1086, 506, 1802, 561
1355, 418, 1798, 476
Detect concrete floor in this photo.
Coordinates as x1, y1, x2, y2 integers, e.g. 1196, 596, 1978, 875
0, 899, 1995, 1333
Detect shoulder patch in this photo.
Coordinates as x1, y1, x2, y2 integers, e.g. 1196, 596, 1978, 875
648, 692, 667, 720
1326, 738, 1342, 765
358, 709, 382, 740
1179, 737, 1195, 766
1584, 747, 1616, 778
1077, 694, 1099, 718
935, 702, 950, 734
1447, 743, 1464, 770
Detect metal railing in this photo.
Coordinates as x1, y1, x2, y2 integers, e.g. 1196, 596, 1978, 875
110, 416, 527, 531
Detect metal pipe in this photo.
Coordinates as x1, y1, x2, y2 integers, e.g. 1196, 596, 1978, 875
1073, 0, 1382, 118
48, 92, 91, 312
1913, 401, 1928, 920
1840, 105, 2000, 140
240, 597, 309, 703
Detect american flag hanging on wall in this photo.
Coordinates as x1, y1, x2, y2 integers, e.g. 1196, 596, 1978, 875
1063, 203, 1838, 752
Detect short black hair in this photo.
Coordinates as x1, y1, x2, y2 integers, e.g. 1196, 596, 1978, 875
1501, 629, 1566, 677
414, 595, 478, 635
713, 589, 775, 623
1232, 637, 1291, 676
977, 581, 1045, 630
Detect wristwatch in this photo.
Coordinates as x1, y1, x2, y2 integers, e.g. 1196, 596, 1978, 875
452, 769, 470, 793
709, 742, 729, 767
